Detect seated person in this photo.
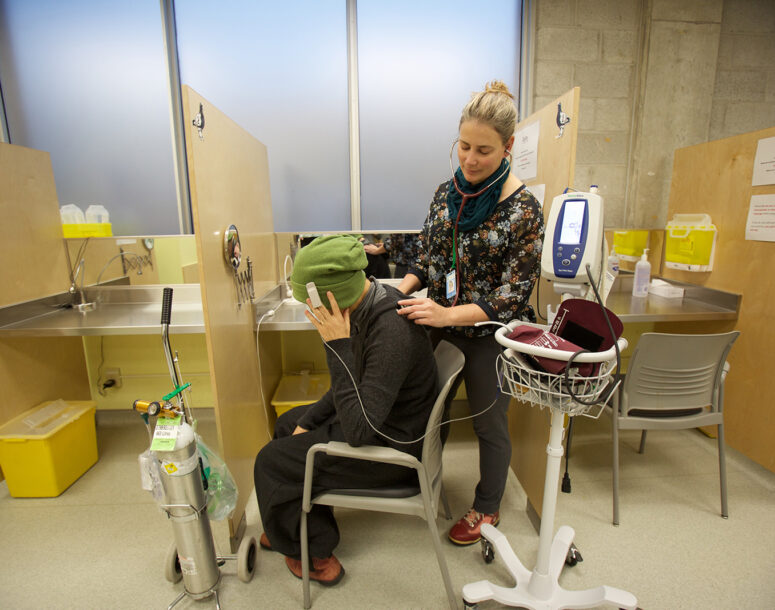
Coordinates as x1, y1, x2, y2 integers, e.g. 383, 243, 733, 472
253, 234, 439, 586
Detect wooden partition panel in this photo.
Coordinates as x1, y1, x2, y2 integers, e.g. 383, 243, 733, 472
509, 88, 581, 519
663, 127, 775, 472
0, 143, 92, 481
0, 143, 71, 307
182, 86, 278, 544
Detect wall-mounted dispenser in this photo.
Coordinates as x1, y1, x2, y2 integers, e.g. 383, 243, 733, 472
664, 214, 717, 272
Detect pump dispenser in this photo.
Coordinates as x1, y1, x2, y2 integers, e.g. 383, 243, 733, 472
632, 248, 651, 297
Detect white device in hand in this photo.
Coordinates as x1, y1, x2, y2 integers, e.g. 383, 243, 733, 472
306, 282, 322, 308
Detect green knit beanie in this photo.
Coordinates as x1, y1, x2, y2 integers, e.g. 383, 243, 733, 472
290, 234, 367, 310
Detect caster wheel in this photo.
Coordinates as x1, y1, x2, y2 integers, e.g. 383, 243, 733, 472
481, 539, 494, 564
237, 535, 257, 583
164, 542, 182, 583
463, 601, 478, 609
565, 543, 583, 567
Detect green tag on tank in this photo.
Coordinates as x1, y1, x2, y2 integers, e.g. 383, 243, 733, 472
151, 415, 182, 452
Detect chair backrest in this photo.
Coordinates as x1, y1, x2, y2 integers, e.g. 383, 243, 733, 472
421, 341, 465, 495
621, 331, 739, 416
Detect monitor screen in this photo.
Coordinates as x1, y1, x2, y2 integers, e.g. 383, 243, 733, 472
559, 199, 585, 244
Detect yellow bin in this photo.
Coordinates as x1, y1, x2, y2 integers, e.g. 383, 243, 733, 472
271, 373, 331, 417
0, 400, 98, 497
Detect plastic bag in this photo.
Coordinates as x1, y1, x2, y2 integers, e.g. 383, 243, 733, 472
197, 436, 238, 521
138, 449, 165, 503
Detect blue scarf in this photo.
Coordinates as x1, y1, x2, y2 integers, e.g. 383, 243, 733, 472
446, 158, 510, 231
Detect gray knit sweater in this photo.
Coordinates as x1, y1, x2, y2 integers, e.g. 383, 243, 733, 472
295, 282, 439, 458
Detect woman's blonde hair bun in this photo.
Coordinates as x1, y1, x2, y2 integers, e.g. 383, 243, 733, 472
484, 80, 514, 100
460, 80, 518, 145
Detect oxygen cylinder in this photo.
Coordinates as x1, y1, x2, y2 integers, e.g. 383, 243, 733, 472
155, 422, 220, 598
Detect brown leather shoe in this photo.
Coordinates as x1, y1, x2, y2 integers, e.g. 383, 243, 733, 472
259, 533, 272, 551
285, 554, 345, 587
448, 508, 500, 545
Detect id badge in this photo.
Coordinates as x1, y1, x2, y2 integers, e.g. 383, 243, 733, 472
445, 270, 456, 300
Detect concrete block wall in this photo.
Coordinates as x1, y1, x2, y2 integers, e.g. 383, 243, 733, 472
534, 0, 641, 227
710, 0, 775, 140
532, 0, 775, 229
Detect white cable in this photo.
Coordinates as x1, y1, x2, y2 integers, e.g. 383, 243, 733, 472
322, 338, 502, 445
256, 310, 276, 442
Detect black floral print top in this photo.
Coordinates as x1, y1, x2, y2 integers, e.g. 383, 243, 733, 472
383, 233, 421, 266
408, 180, 544, 338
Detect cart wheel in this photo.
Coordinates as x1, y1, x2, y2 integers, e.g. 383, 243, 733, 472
237, 535, 257, 583
164, 542, 182, 583
481, 539, 495, 564
565, 543, 583, 567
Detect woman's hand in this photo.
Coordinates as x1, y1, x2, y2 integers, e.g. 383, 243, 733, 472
305, 291, 350, 341
396, 297, 452, 328
363, 242, 386, 255
293, 426, 308, 435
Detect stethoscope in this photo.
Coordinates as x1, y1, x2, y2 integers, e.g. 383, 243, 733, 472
446, 140, 513, 306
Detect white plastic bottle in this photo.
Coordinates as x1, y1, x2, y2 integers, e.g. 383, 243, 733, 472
632, 248, 651, 298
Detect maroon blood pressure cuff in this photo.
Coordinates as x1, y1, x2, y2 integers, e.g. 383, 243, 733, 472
506, 325, 594, 376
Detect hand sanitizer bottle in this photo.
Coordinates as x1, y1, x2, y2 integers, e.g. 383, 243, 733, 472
632, 249, 651, 298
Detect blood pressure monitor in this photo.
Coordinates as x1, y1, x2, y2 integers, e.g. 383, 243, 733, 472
542, 191, 605, 297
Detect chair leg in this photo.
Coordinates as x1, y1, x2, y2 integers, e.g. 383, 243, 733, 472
717, 422, 729, 519
440, 483, 452, 520
612, 420, 620, 526
301, 511, 311, 609
638, 430, 647, 454
422, 499, 457, 609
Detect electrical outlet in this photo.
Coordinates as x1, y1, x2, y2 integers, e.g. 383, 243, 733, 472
103, 367, 122, 390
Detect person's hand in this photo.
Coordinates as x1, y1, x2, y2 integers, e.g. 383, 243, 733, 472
396, 297, 452, 328
293, 426, 308, 435
363, 242, 386, 255
305, 291, 350, 341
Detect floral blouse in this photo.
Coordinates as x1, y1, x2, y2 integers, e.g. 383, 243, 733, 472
409, 180, 544, 338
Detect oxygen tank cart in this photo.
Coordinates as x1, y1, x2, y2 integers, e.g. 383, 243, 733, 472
462, 320, 637, 610
133, 287, 256, 610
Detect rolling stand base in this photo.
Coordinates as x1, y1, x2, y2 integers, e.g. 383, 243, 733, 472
462, 524, 637, 610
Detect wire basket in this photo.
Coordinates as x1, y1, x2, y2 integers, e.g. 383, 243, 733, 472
495, 322, 626, 418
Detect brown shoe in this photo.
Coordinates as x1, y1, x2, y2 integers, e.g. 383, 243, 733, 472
259, 533, 272, 551
285, 554, 345, 587
448, 508, 500, 545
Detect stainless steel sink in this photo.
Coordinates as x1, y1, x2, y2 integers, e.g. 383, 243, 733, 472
0, 284, 204, 336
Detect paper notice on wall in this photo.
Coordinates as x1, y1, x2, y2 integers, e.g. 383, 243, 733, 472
745, 194, 775, 241
752, 137, 775, 186
513, 121, 539, 181
527, 183, 546, 207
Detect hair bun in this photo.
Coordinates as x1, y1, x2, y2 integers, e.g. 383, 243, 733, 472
484, 80, 514, 99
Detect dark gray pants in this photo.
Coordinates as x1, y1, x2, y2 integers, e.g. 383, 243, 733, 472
253, 405, 416, 559
431, 329, 511, 515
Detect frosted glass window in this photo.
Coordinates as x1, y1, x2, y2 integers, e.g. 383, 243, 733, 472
175, 0, 350, 233
0, 0, 179, 235
358, 0, 520, 230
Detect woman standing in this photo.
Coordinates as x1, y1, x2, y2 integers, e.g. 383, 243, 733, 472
397, 80, 544, 545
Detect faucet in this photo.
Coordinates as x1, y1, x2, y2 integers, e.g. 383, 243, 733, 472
95, 251, 145, 287
66, 238, 93, 310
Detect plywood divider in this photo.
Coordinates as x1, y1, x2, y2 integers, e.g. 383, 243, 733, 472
509, 88, 581, 518
664, 126, 775, 472
0, 143, 92, 481
182, 86, 278, 545
0, 143, 71, 307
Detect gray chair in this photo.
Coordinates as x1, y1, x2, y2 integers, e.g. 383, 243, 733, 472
610, 331, 739, 525
300, 340, 465, 610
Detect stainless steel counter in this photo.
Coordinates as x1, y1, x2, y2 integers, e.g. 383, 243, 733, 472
255, 274, 740, 331
0, 275, 739, 338
0, 284, 204, 336
605, 274, 740, 322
